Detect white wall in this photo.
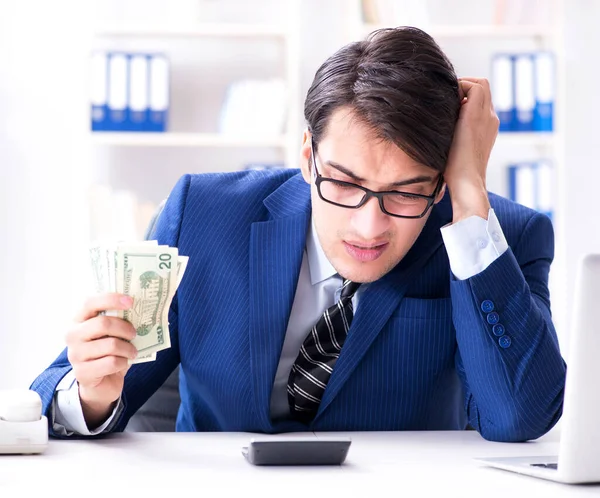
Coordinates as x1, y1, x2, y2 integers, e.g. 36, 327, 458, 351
561, 0, 600, 357
0, 1, 94, 388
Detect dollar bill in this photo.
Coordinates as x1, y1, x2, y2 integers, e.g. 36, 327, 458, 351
117, 245, 178, 358
89, 241, 188, 364
128, 253, 187, 364
132, 352, 157, 363
89, 246, 108, 294
176, 255, 189, 287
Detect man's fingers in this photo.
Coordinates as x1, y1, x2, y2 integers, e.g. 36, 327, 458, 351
68, 336, 138, 364
67, 315, 137, 345
457, 80, 483, 110
73, 356, 130, 385
74, 293, 133, 323
458, 77, 492, 110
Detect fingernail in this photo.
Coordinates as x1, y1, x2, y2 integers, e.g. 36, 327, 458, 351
120, 296, 133, 308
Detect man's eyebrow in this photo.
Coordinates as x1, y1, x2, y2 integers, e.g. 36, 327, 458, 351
324, 160, 435, 188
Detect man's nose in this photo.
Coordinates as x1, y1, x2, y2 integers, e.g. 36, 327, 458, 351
350, 195, 391, 240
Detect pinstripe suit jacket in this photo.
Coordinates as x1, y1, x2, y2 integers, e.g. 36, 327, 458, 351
31, 169, 566, 442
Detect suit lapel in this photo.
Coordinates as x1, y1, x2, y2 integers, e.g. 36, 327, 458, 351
248, 174, 311, 431
315, 198, 452, 421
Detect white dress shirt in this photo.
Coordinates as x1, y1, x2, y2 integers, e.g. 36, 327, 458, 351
52, 209, 508, 435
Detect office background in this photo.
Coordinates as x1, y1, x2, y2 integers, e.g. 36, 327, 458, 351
0, 0, 598, 390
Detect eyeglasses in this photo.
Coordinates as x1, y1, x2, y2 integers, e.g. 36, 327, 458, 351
310, 139, 444, 219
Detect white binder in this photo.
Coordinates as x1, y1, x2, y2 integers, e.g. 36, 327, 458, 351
128, 54, 150, 131
514, 54, 535, 131
107, 52, 129, 131
491, 54, 515, 132
90, 51, 108, 131
148, 54, 169, 132
533, 52, 555, 131
536, 159, 553, 219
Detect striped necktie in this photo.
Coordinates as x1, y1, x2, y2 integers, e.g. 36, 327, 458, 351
287, 279, 361, 423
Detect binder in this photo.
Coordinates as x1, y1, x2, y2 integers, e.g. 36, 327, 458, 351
513, 54, 535, 132
128, 54, 150, 132
491, 54, 515, 132
508, 161, 553, 220
107, 52, 129, 131
90, 52, 109, 131
508, 162, 536, 209
243, 162, 285, 171
536, 159, 553, 220
148, 54, 169, 132
533, 52, 555, 132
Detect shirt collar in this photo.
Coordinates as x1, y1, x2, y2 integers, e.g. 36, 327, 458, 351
306, 216, 338, 286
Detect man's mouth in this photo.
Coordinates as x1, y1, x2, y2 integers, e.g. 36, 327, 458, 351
343, 241, 389, 262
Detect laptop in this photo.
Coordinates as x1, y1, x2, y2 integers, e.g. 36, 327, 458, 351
475, 253, 600, 484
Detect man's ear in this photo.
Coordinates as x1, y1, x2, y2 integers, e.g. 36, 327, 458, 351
299, 129, 312, 184
434, 182, 446, 204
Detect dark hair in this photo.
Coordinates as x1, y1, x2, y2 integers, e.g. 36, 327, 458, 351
304, 26, 461, 174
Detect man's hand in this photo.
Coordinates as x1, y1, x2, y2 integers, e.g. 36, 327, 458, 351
444, 77, 500, 223
65, 293, 138, 429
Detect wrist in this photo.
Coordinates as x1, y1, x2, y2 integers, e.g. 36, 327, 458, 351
448, 179, 490, 223
79, 386, 118, 429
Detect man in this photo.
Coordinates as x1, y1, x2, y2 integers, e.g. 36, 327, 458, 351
31, 27, 565, 442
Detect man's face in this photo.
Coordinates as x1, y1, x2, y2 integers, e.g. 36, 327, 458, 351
300, 107, 446, 283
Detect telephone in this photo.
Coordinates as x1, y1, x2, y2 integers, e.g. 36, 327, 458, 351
0, 389, 48, 454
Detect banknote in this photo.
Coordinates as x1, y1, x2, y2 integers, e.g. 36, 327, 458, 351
89, 241, 188, 364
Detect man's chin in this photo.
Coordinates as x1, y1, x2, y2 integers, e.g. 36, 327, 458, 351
334, 261, 393, 284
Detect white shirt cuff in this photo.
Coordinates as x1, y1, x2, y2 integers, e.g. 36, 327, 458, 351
440, 208, 509, 280
52, 370, 123, 436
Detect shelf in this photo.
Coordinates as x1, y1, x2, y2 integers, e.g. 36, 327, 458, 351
91, 132, 288, 148
94, 23, 288, 39
91, 132, 553, 149
363, 24, 556, 39
495, 132, 555, 147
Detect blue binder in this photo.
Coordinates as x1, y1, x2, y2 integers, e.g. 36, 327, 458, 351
243, 163, 285, 171
491, 54, 515, 132
508, 161, 553, 221
127, 53, 150, 132
513, 54, 535, 132
90, 52, 109, 131
533, 52, 555, 132
508, 162, 536, 209
535, 160, 553, 220
148, 54, 169, 132
107, 52, 129, 131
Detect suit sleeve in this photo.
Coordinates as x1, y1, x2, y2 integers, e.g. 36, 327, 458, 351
451, 211, 566, 442
29, 174, 193, 437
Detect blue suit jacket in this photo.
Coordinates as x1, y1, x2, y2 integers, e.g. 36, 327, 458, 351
31, 169, 566, 442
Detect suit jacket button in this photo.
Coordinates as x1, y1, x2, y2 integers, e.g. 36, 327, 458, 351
492, 324, 505, 336
486, 311, 500, 325
481, 300, 495, 313
499, 335, 512, 348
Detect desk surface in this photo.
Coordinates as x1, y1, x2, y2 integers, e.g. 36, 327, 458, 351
1, 429, 598, 497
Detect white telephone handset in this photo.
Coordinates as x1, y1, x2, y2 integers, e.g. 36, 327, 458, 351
0, 389, 48, 454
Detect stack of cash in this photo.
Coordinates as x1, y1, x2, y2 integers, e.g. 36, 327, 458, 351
89, 241, 188, 364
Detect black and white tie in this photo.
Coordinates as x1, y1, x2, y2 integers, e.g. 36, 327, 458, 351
287, 279, 361, 423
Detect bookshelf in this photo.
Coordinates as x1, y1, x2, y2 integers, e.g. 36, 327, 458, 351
88, 0, 302, 245
91, 2, 302, 169
94, 23, 289, 39
91, 132, 288, 148
360, 24, 556, 39
495, 132, 556, 148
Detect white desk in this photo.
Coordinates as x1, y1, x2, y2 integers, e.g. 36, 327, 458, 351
1, 429, 598, 497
